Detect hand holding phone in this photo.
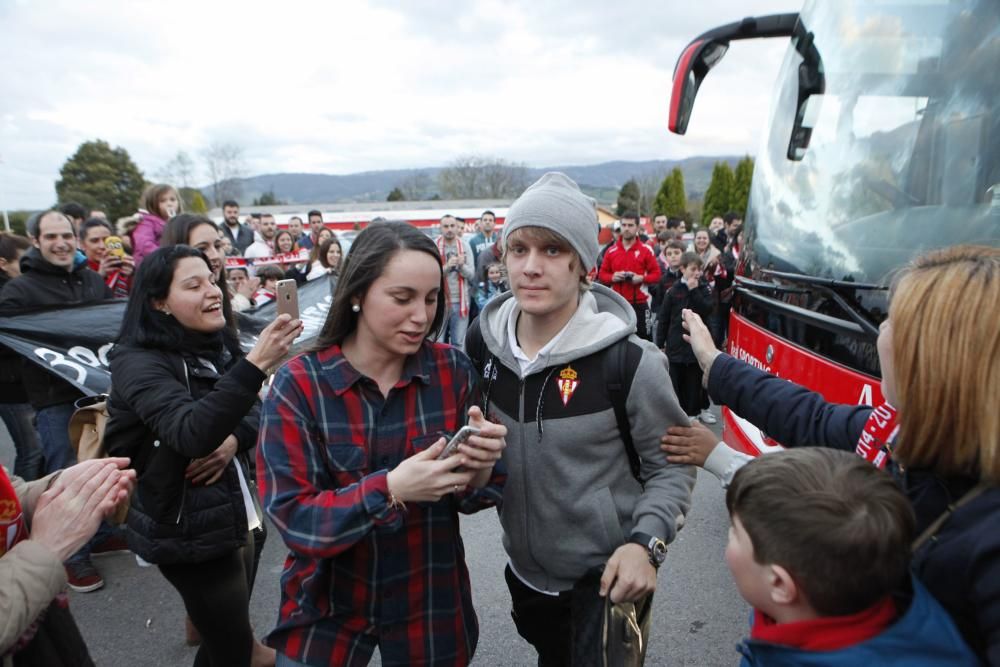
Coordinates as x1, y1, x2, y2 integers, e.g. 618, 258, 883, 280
275, 279, 299, 320
437, 426, 481, 460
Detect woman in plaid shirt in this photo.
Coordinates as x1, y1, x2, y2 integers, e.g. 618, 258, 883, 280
257, 222, 507, 667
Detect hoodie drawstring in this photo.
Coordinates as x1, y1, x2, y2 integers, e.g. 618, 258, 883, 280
535, 367, 558, 441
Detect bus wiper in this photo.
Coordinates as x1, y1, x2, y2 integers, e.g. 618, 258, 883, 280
756, 269, 886, 339
759, 269, 887, 291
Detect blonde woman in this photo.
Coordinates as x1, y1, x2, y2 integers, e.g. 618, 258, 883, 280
663, 245, 1000, 663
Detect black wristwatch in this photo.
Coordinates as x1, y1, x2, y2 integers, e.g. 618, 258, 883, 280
629, 532, 668, 569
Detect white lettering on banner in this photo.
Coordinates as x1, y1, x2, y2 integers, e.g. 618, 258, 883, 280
858, 383, 873, 406
98, 343, 113, 367
728, 343, 772, 374
68, 346, 103, 368
33, 348, 88, 385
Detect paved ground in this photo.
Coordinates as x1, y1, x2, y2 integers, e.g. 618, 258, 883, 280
2, 412, 748, 666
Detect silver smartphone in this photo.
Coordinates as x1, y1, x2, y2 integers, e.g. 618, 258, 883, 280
437, 426, 481, 459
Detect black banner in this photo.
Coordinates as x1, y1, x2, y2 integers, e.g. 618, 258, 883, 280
0, 278, 333, 397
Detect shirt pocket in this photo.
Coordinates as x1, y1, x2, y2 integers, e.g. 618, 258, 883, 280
324, 443, 368, 487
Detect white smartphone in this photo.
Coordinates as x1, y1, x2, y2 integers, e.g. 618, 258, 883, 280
437, 426, 481, 459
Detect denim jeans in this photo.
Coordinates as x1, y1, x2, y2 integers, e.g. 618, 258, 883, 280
0, 402, 43, 481
34, 400, 111, 563
437, 303, 469, 351
34, 401, 78, 475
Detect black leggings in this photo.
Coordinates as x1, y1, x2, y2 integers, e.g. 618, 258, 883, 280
159, 530, 258, 667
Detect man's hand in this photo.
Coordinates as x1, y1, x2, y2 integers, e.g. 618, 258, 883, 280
600, 543, 657, 604
630, 273, 644, 285
660, 421, 719, 467
681, 309, 721, 386
186, 435, 238, 485
612, 271, 626, 283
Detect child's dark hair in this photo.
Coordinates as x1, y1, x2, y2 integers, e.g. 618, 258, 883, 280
255, 264, 285, 284
726, 448, 914, 616
665, 239, 687, 253
679, 251, 703, 269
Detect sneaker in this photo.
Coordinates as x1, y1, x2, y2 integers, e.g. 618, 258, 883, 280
91, 532, 129, 556
698, 409, 718, 425
65, 559, 104, 593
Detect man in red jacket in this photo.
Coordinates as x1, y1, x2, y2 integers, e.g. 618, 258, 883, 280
598, 212, 661, 340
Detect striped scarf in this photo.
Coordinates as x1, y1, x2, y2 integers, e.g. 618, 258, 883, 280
436, 236, 468, 318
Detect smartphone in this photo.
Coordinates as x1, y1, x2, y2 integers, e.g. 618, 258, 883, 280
437, 426, 481, 459
275, 279, 299, 320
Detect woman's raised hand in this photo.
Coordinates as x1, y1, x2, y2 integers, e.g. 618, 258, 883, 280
246, 313, 304, 372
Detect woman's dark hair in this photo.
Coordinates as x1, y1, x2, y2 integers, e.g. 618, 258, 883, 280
314, 222, 445, 349
78, 217, 113, 240
116, 246, 238, 354
309, 228, 336, 265
273, 229, 296, 254
317, 238, 343, 271
159, 214, 241, 349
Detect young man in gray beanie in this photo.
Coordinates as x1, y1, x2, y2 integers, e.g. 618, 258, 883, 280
466, 172, 695, 664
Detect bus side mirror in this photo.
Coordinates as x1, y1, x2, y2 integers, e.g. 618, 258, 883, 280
668, 13, 801, 136
669, 40, 730, 135
787, 29, 825, 161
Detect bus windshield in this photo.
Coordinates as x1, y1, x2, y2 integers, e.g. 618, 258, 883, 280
748, 0, 1000, 306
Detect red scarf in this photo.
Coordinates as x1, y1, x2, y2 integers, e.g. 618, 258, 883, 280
436, 236, 468, 318
751, 596, 897, 651
855, 402, 899, 469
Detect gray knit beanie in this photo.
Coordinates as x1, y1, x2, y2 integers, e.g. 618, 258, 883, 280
502, 172, 599, 271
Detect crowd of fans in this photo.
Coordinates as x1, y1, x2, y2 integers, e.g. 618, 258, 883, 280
0, 175, 996, 667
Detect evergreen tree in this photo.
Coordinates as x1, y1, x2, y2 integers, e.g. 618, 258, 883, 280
667, 168, 687, 217
387, 187, 405, 202
55, 140, 146, 222
180, 188, 208, 213
702, 161, 734, 224
652, 174, 673, 217
616, 178, 640, 216
732, 156, 754, 215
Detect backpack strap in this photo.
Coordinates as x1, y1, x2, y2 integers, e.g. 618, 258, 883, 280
604, 337, 643, 486
466, 316, 498, 410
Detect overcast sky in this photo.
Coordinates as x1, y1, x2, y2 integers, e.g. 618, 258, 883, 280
1, 0, 795, 209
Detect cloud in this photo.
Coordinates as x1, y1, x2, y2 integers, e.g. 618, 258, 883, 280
0, 0, 794, 208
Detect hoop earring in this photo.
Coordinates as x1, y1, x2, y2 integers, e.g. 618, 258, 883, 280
351, 304, 361, 313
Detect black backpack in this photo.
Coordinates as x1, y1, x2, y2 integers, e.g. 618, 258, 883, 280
465, 317, 645, 485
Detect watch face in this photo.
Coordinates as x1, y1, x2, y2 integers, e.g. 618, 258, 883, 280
651, 539, 668, 563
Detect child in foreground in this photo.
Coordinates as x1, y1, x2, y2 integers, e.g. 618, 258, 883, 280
722, 448, 976, 665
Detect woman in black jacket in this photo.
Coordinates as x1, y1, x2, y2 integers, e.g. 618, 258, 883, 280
665, 245, 1000, 664
105, 245, 301, 667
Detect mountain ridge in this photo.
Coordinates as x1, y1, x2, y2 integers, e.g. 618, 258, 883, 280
203, 155, 746, 205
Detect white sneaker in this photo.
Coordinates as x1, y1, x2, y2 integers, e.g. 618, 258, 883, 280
698, 409, 718, 425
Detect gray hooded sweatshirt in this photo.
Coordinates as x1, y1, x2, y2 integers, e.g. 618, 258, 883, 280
476, 283, 695, 592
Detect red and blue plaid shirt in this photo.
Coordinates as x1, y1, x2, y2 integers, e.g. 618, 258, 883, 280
257, 341, 505, 667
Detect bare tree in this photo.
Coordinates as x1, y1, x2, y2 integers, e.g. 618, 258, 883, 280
156, 151, 197, 190
396, 171, 435, 200
635, 170, 667, 219
202, 142, 247, 207
438, 155, 529, 199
